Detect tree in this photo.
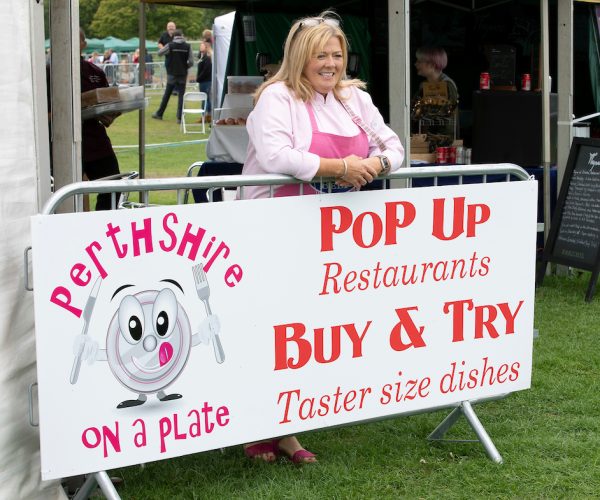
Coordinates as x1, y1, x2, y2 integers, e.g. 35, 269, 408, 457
44, 0, 101, 40
87, 0, 229, 40
80, 0, 101, 36
89, 0, 139, 39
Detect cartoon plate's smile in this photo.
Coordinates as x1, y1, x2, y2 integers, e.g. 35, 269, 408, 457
71, 270, 224, 409
130, 340, 175, 372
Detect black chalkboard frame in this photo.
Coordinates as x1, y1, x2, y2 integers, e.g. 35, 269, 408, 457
537, 137, 600, 301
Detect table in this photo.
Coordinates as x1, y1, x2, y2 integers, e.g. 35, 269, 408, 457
206, 125, 248, 163
471, 90, 557, 165
206, 93, 253, 163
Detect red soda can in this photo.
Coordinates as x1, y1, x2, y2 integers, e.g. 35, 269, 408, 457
436, 147, 448, 164
448, 146, 457, 164
521, 73, 531, 91
480, 72, 490, 90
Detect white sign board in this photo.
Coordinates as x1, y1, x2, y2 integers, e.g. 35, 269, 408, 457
31, 182, 537, 479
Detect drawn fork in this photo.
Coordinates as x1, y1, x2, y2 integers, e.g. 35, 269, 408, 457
193, 264, 225, 363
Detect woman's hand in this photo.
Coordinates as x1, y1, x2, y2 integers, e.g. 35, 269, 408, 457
338, 155, 380, 190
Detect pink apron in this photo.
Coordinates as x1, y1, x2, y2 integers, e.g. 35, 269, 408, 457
274, 101, 369, 197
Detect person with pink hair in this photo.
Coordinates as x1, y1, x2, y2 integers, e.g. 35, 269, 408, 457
413, 46, 459, 142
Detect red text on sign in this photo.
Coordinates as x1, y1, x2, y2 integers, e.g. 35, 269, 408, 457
277, 385, 372, 424
320, 201, 416, 251
443, 299, 525, 342
432, 197, 490, 240
273, 321, 371, 370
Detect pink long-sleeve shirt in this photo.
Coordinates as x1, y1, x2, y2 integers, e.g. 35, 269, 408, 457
240, 81, 405, 199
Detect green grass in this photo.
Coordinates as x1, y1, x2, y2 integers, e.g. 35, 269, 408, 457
109, 88, 209, 206
105, 273, 600, 499
103, 107, 600, 498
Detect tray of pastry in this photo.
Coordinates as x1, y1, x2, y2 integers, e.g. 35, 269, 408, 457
81, 97, 148, 120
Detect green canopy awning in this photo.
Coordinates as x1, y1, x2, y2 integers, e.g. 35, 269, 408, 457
84, 38, 105, 53
125, 37, 160, 52
45, 37, 105, 53
101, 36, 137, 52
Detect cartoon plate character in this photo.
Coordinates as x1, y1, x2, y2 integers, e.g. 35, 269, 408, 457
72, 269, 222, 409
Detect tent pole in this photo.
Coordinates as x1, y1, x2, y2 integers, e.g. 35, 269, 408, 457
557, 1, 574, 193
388, 0, 411, 185
541, 0, 551, 245
49, 0, 81, 213
139, 1, 147, 181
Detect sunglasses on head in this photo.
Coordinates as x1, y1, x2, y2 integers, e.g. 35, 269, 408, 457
291, 14, 341, 42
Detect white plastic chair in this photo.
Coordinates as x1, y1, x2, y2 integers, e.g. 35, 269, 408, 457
181, 91, 207, 134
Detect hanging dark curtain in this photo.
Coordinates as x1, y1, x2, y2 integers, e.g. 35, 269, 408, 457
589, 5, 600, 123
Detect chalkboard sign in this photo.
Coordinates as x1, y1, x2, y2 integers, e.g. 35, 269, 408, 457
538, 138, 600, 300
484, 45, 516, 88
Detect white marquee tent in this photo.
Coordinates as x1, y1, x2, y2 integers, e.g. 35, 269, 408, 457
0, 0, 591, 498
0, 1, 62, 498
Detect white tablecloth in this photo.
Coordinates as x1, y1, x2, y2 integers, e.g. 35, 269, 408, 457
222, 93, 254, 108
207, 93, 253, 163
206, 125, 249, 163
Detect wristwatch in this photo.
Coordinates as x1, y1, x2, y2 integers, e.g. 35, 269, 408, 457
377, 155, 391, 175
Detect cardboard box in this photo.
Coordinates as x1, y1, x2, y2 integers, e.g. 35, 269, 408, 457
410, 153, 436, 163
422, 81, 448, 98
81, 87, 120, 108
410, 134, 428, 143
227, 76, 264, 94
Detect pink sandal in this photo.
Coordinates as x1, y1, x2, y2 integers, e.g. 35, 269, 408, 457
243, 441, 278, 462
273, 439, 317, 464
289, 449, 317, 464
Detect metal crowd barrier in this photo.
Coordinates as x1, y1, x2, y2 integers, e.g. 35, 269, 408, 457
32, 164, 532, 499
43, 163, 530, 214
101, 62, 199, 89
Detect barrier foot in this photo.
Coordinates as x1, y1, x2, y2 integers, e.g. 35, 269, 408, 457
71, 471, 121, 500
427, 400, 503, 464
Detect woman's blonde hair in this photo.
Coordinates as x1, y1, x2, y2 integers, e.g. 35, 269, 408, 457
254, 10, 364, 103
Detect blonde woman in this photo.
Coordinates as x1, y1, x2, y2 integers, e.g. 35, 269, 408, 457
240, 10, 403, 201
239, 10, 404, 463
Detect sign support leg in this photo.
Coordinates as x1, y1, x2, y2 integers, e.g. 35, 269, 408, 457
427, 400, 503, 464
585, 270, 599, 302
71, 471, 121, 500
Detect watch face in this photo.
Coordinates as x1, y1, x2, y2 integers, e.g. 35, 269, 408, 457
380, 156, 390, 172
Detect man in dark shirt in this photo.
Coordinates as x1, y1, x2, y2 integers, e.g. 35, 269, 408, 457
158, 21, 176, 49
158, 22, 176, 93
152, 29, 193, 124
80, 29, 121, 210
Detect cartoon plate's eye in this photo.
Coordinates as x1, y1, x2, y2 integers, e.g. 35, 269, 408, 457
152, 288, 177, 338
118, 295, 145, 344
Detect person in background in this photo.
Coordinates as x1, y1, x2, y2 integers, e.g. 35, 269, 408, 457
79, 29, 121, 210
108, 48, 119, 65
413, 46, 459, 141
144, 51, 154, 85
196, 40, 212, 122
414, 46, 458, 103
102, 48, 118, 85
237, 11, 404, 463
158, 21, 177, 94
158, 21, 176, 49
202, 28, 213, 44
152, 28, 193, 124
